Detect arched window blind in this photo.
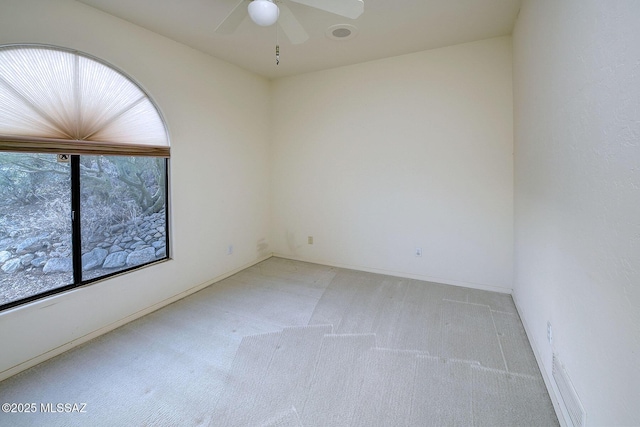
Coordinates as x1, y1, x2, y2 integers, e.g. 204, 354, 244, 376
0, 44, 169, 157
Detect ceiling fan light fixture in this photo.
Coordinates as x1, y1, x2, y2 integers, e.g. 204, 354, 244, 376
248, 0, 280, 27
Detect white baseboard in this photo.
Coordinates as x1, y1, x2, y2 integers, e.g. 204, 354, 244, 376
0, 254, 272, 382
511, 293, 569, 427
272, 253, 512, 294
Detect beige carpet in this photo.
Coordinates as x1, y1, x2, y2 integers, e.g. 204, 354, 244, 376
0, 257, 558, 426
211, 326, 556, 426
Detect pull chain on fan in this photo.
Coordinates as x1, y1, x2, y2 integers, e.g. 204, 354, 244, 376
275, 23, 280, 65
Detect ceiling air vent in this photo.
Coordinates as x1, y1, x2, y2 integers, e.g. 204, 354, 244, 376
552, 354, 586, 427
325, 24, 359, 41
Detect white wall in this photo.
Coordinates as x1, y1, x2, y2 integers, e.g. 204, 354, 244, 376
0, 0, 271, 379
513, 0, 640, 424
271, 37, 514, 292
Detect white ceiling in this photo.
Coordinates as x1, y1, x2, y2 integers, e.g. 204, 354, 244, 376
76, 0, 522, 80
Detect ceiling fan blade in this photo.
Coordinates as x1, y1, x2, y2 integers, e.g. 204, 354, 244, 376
288, 0, 364, 19
215, 0, 250, 34
277, 3, 309, 45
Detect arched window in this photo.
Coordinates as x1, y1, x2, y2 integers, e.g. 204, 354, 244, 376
0, 45, 170, 310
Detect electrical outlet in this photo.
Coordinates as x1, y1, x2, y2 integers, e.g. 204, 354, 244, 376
547, 321, 553, 345
415, 247, 422, 257
308, 236, 313, 245
227, 245, 233, 255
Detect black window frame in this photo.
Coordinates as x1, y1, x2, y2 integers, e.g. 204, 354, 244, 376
0, 154, 170, 312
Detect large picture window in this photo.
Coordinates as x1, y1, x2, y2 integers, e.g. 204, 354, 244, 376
0, 45, 170, 310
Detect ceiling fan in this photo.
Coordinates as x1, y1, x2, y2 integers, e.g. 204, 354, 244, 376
215, 0, 364, 45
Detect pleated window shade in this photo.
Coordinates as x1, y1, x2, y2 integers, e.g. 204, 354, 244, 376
0, 45, 169, 157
